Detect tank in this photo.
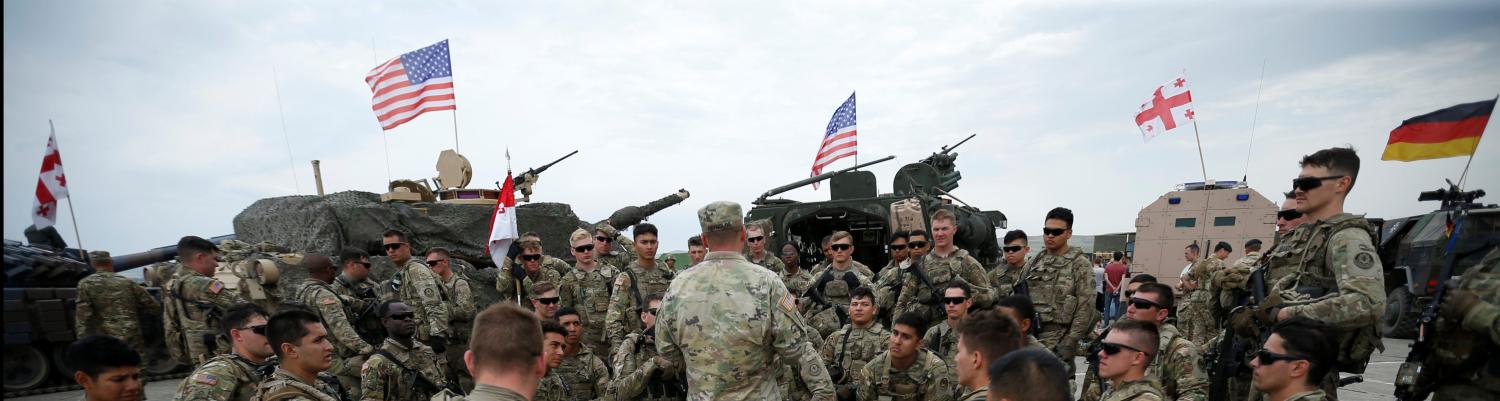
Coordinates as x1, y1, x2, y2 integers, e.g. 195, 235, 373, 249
1129, 181, 1279, 288
746, 134, 1008, 272
1377, 182, 1499, 339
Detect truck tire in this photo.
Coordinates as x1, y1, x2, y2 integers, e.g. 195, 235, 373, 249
1383, 287, 1418, 339
3, 345, 50, 391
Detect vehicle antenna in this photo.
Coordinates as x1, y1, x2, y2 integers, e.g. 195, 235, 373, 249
271, 63, 302, 194
1242, 59, 1267, 184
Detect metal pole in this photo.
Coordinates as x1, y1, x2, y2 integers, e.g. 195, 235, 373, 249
50, 121, 84, 257
311, 160, 326, 196
1193, 120, 1209, 183
1456, 95, 1496, 190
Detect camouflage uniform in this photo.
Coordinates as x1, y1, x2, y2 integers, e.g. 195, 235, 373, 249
803, 266, 873, 340
561, 264, 620, 358
332, 275, 383, 346
395, 260, 450, 343
782, 268, 815, 299
76, 267, 160, 360
495, 264, 563, 309
956, 388, 988, 401
535, 372, 567, 401
854, 349, 953, 401
164, 268, 245, 365
174, 354, 271, 401
251, 367, 340, 401
920, 321, 959, 366
360, 338, 449, 401
1285, 390, 1331, 401
1212, 251, 1261, 321
606, 260, 674, 347
552, 349, 611, 401
989, 263, 1026, 298
1022, 246, 1096, 374
873, 262, 902, 314
466, 384, 528, 401
821, 323, 890, 399
747, 251, 786, 275
1080, 324, 1206, 401
614, 330, 687, 401
656, 250, 834, 401
894, 249, 992, 322
1178, 257, 1223, 346
439, 273, 475, 390
295, 279, 375, 399
1427, 247, 1500, 401
811, 261, 875, 281
1099, 378, 1164, 401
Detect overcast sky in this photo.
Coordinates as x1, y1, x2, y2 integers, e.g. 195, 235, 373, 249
5, 1, 1499, 256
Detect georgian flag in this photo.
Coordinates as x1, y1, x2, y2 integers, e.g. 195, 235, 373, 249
1135, 75, 1196, 143
487, 172, 519, 265
33, 124, 70, 229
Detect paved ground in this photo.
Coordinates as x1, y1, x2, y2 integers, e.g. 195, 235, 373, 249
18, 338, 1422, 401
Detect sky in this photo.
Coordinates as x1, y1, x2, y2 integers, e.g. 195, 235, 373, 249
5, 1, 1499, 256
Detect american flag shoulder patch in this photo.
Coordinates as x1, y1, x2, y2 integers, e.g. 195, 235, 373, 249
194, 373, 218, 385
208, 281, 224, 294
780, 293, 796, 313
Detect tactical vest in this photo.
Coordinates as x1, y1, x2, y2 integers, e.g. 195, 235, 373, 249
1270, 213, 1382, 373
873, 351, 942, 401
1023, 248, 1089, 332
557, 353, 603, 401
1432, 251, 1500, 393
253, 374, 341, 401
164, 273, 226, 365
294, 282, 357, 357
816, 268, 862, 304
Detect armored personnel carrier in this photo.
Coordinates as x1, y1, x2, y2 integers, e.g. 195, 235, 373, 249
1377, 182, 1499, 339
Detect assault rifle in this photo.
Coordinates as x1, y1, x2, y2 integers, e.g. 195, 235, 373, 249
1394, 209, 1468, 400
802, 284, 849, 326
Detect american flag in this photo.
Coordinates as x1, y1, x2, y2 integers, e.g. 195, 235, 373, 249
366, 40, 456, 131
809, 92, 858, 187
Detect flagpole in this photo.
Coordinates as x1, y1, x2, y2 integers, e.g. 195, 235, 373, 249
50, 120, 85, 257
1242, 59, 1267, 183
373, 38, 393, 184
451, 109, 461, 153
1192, 120, 1209, 183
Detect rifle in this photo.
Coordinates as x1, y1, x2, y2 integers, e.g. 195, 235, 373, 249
501, 150, 578, 202
906, 256, 943, 307
802, 282, 849, 325
1395, 209, 1468, 401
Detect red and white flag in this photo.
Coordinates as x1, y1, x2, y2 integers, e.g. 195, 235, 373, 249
1135, 75, 1195, 142
487, 172, 519, 264
33, 124, 70, 229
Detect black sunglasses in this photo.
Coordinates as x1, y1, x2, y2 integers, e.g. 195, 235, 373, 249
1100, 341, 1147, 356
1277, 209, 1304, 221
644, 308, 659, 315
1254, 348, 1309, 364
888, 244, 908, 250
1042, 228, 1067, 237
426, 259, 447, 265
595, 236, 613, 243
520, 254, 543, 262
1129, 297, 1165, 310
907, 241, 929, 248
383, 242, 406, 251
830, 243, 853, 251
534, 297, 560, 305
240, 324, 268, 335
748, 236, 765, 243
943, 297, 969, 305
573, 244, 595, 253
388, 312, 415, 321
1292, 175, 1346, 192
1003, 245, 1024, 253
354, 260, 372, 269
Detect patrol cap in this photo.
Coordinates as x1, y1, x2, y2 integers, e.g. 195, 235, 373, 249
595, 222, 619, 237
697, 201, 744, 233
88, 250, 111, 264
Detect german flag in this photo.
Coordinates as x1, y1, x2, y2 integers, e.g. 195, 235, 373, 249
1382, 98, 1494, 161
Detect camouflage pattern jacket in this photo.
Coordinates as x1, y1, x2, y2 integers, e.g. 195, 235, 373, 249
854, 349, 953, 401
360, 339, 448, 401
164, 268, 244, 364
561, 263, 619, 357
1084, 324, 1205, 401
895, 248, 992, 322
1100, 378, 1164, 401
439, 274, 475, 341
395, 260, 450, 341
466, 384, 528, 401
747, 251, 786, 275
1270, 213, 1385, 371
174, 353, 271, 401
613, 331, 686, 401
988, 262, 1026, 299
75, 271, 160, 345
556, 348, 611, 401
921, 321, 960, 367
606, 261, 674, 347
821, 323, 890, 387
1023, 246, 1096, 357
251, 368, 340, 401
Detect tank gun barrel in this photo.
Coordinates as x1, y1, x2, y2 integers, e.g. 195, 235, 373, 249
754, 155, 895, 205
920, 133, 975, 164
112, 234, 236, 272
604, 189, 692, 229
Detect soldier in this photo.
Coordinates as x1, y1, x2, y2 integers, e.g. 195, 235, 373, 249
613, 294, 686, 401
822, 287, 890, 401
332, 248, 378, 327
424, 247, 475, 390
1420, 247, 1500, 400
987, 349, 1071, 401
1082, 283, 1206, 401
561, 228, 620, 359
253, 310, 341, 401
781, 242, 815, 302
554, 308, 611, 401
1249, 317, 1338, 401
76, 250, 161, 362
663, 257, 677, 272
1182, 242, 1228, 346
1022, 208, 1096, 383
1213, 239, 1263, 322
686, 236, 707, 267
656, 201, 833, 400
1277, 191, 1310, 238
594, 223, 637, 270
1095, 320, 1164, 401
526, 232, 575, 276
994, 295, 1048, 353
989, 230, 1030, 297
804, 231, 874, 339
896, 209, 992, 322
812, 235, 835, 275
873, 231, 910, 318
906, 230, 931, 260
953, 311, 1025, 401
745, 222, 787, 274
530, 283, 562, 321
361, 301, 450, 401
498, 240, 563, 307
920, 281, 973, 364
463, 304, 546, 401
382, 230, 451, 354
164, 236, 244, 365
176, 304, 274, 401
295, 255, 375, 400
853, 312, 952, 401
535, 321, 569, 401
1263, 147, 1386, 396
69, 335, 146, 401
605, 223, 675, 348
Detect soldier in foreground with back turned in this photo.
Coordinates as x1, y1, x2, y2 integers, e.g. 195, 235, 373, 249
987, 348, 1072, 401
253, 309, 342, 401
76, 250, 161, 362
656, 201, 833, 401
176, 303, 275, 401
464, 303, 547, 401
822, 287, 889, 401
361, 301, 450, 401
561, 228, 621, 359
165, 236, 245, 365
382, 230, 451, 358
614, 294, 686, 401
745, 221, 786, 274
1251, 317, 1339, 401
70, 335, 146, 401
295, 254, 375, 400
1095, 320, 1164, 401
1024, 207, 1096, 386
607, 223, 675, 348
853, 312, 952, 401
952, 310, 1025, 401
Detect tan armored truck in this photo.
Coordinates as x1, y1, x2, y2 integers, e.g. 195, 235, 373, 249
1131, 180, 1277, 287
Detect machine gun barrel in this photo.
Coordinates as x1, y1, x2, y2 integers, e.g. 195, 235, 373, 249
512, 150, 579, 187
754, 155, 894, 204
920, 134, 975, 164
112, 234, 236, 272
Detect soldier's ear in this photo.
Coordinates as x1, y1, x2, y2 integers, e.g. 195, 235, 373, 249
463, 350, 475, 373
73, 371, 91, 388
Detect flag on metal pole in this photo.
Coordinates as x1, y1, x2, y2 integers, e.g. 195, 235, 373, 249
809, 92, 858, 189
1381, 98, 1493, 162
33, 129, 69, 229
1135, 76, 1195, 143
366, 40, 457, 131
487, 172, 519, 265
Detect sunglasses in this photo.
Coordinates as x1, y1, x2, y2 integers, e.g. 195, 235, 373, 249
383, 242, 406, 251
520, 254, 542, 262
1277, 209, 1304, 221
1129, 297, 1165, 310
1292, 175, 1346, 192
388, 312, 415, 321
644, 308, 659, 315
1003, 245, 1024, 253
354, 261, 372, 269
426, 259, 447, 265
534, 297, 560, 305
1100, 341, 1147, 357
595, 236, 613, 243
943, 297, 969, 305
239, 324, 268, 335
888, 244, 908, 250
573, 244, 595, 253
1254, 348, 1309, 364
748, 236, 765, 243
1042, 228, 1067, 237
830, 243, 853, 251
907, 241, 929, 248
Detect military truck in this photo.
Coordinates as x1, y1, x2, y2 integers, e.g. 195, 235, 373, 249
746, 135, 1007, 272
1377, 183, 1499, 339
1130, 180, 1278, 287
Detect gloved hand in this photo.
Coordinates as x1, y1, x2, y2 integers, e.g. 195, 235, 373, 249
651, 355, 672, 372
428, 336, 447, 354
1254, 290, 1284, 324
510, 263, 527, 280
1441, 288, 1480, 321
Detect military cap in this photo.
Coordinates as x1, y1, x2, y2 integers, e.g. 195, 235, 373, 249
595, 222, 619, 237
88, 250, 111, 264
697, 201, 744, 233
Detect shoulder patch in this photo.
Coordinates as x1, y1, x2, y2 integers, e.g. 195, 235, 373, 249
321, 297, 337, 305
208, 281, 224, 294
615, 275, 628, 287
193, 373, 219, 385
780, 293, 796, 312
1355, 252, 1376, 270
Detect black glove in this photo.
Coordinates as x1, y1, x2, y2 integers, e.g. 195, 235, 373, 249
428, 336, 447, 354
509, 263, 527, 280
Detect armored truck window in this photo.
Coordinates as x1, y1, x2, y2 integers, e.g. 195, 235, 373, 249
1214, 216, 1236, 227
1174, 218, 1196, 228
